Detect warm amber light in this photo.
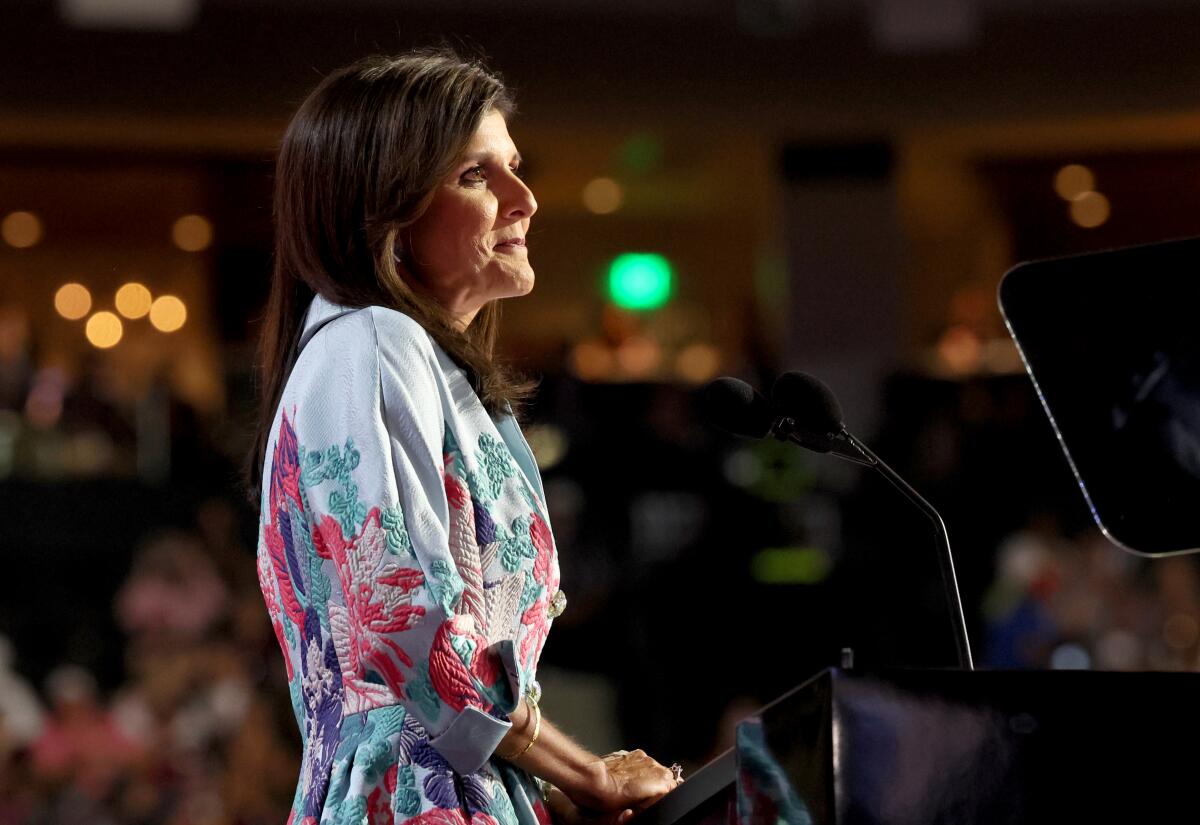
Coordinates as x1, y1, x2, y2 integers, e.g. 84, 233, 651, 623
615, 336, 661, 377
2, 211, 42, 248
582, 178, 622, 215
1070, 191, 1110, 228
149, 295, 187, 332
936, 326, 982, 374
115, 282, 153, 319
171, 214, 212, 252
676, 342, 721, 384
85, 311, 123, 349
1164, 614, 1199, 651
571, 341, 616, 381
54, 283, 92, 320
1054, 164, 1095, 201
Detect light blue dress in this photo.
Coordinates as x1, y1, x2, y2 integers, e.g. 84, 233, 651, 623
257, 295, 563, 825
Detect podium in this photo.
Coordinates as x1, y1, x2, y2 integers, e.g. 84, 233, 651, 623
640, 667, 1200, 825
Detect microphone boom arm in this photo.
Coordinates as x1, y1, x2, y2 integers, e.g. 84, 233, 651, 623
838, 429, 975, 671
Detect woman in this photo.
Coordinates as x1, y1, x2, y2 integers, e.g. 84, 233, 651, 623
250, 50, 680, 825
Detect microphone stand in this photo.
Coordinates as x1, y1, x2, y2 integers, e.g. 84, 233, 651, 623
776, 418, 975, 671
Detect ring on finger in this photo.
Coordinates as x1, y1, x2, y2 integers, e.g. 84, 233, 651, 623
670, 763, 684, 782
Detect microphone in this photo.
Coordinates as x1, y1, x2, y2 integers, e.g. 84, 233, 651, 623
697, 377, 775, 439
697, 376, 841, 454
770, 371, 974, 671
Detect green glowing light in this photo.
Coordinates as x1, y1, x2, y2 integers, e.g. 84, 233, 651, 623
750, 546, 832, 585
617, 133, 663, 175
607, 253, 673, 311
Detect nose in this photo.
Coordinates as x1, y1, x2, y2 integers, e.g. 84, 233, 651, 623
501, 172, 537, 221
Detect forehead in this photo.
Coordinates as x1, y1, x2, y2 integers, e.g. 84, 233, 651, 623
462, 110, 519, 159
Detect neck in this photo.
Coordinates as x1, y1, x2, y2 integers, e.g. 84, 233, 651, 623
452, 307, 479, 330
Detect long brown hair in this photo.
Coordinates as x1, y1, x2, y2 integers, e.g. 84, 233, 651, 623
247, 49, 535, 503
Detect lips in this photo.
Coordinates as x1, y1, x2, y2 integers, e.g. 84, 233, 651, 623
494, 237, 526, 249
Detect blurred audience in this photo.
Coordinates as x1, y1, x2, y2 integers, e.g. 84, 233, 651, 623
984, 514, 1200, 671
0, 508, 297, 825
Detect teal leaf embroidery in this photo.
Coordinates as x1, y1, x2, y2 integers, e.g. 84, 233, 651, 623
488, 778, 520, 825
450, 633, 477, 670
335, 712, 367, 754
381, 505, 414, 557
518, 483, 539, 512
337, 795, 367, 824
498, 516, 536, 573
325, 713, 367, 805
518, 574, 544, 615
429, 559, 465, 613
281, 610, 298, 649
301, 438, 367, 538
407, 662, 443, 720
373, 704, 406, 738
476, 433, 517, 500
444, 428, 469, 478
394, 765, 422, 817
357, 738, 391, 787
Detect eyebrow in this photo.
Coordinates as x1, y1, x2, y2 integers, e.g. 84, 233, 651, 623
463, 150, 523, 166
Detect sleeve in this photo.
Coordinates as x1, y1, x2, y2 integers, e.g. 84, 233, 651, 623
310, 308, 521, 776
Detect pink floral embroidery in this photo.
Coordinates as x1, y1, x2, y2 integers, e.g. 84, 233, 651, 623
365, 765, 397, 825
410, 807, 468, 825
446, 470, 488, 633
257, 550, 293, 681
445, 457, 469, 509
429, 615, 493, 713
529, 512, 556, 590
319, 507, 427, 714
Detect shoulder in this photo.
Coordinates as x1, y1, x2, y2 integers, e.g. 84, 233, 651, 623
364, 306, 447, 393
364, 306, 438, 359
298, 305, 439, 373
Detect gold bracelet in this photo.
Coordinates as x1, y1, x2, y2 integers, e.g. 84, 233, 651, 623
503, 696, 542, 760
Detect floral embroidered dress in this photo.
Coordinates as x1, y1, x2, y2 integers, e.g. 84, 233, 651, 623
257, 294, 562, 825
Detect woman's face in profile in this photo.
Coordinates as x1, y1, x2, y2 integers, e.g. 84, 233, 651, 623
406, 109, 537, 326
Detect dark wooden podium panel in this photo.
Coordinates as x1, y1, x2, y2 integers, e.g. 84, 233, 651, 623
638, 668, 1200, 825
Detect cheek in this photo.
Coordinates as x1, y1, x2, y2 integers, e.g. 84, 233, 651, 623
424, 202, 495, 268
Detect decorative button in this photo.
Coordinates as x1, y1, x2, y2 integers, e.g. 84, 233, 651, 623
526, 679, 542, 706
547, 589, 567, 619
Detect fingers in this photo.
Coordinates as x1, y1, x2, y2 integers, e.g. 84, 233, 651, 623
587, 748, 682, 815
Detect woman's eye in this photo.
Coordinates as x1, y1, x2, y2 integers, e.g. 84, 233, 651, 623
461, 166, 486, 184
511, 165, 525, 180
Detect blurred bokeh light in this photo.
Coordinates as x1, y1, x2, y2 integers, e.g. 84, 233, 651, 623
85, 311, 123, 348
170, 214, 212, 252
148, 295, 187, 332
53, 283, 92, 320
114, 282, 153, 319
2, 211, 42, 248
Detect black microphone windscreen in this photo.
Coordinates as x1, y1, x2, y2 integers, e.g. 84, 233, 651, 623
772, 371, 844, 435
699, 377, 774, 439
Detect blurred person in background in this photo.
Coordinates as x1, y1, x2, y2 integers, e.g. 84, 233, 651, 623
249, 49, 680, 825
0, 635, 42, 824
0, 636, 43, 757
30, 665, 141, 820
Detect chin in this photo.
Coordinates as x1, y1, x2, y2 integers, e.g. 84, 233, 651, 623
504, 269, 536, 298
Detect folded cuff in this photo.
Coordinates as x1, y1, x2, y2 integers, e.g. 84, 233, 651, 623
429, 704, 514, 775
